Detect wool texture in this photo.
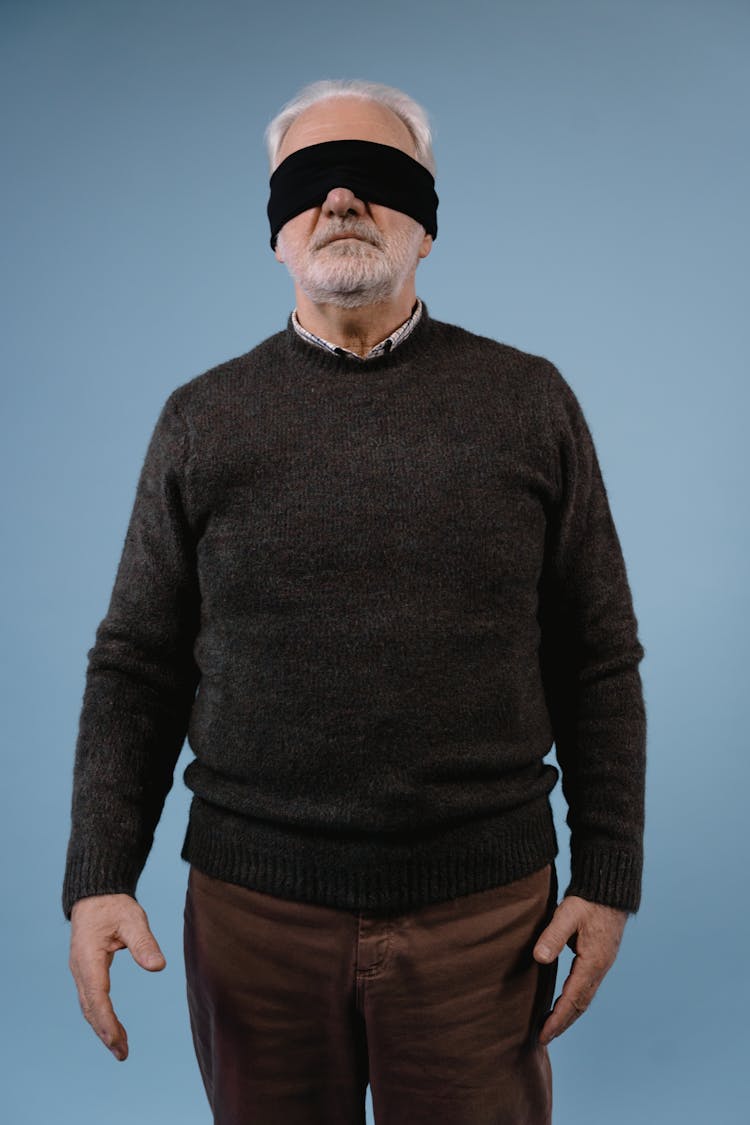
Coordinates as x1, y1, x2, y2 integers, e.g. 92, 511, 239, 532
61, 301, 647, 922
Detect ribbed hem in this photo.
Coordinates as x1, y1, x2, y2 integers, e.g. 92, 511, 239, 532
62, 849, 147, 922
564, 844, 643, 914
179, 794, 559, 916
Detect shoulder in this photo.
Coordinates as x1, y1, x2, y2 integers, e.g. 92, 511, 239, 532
430, 314, 560, 378
428, 314, 570, 414
165, 329, 287, 414
426, 318, 603, 466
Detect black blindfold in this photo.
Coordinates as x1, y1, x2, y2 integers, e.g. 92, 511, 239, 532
267, 139, 439, 251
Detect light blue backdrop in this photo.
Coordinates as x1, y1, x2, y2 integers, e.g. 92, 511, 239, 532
2, 0, 747, 1122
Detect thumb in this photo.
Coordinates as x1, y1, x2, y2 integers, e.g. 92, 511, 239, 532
533, 902, 574, 963
122, 916, 167, 972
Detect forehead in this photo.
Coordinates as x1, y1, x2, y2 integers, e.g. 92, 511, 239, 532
274, 96, 416, 169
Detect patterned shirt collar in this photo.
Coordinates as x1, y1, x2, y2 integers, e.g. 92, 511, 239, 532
291, 298, 423, 361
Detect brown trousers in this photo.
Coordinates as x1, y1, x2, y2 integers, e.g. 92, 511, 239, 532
183, 860, 559, 1125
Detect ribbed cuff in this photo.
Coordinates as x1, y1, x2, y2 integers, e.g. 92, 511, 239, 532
563, 845, 643, 913
62, 850, 146, 922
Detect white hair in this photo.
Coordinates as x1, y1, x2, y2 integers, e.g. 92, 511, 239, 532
264, 78, 437, 178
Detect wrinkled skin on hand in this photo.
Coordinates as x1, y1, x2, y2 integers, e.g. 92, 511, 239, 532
533, 894, 629, 1044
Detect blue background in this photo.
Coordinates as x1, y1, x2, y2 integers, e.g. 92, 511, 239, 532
2, 0, 748, 1121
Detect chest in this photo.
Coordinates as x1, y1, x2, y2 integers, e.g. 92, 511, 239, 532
188, 377, 553, 612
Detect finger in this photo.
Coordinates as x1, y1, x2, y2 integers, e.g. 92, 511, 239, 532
537, 954, 603, 1045
534, 903, 579, 962
73, 951, 128, 1060
80, 980, 128, 1058
538, 990, 586, 1046
115, 912, 167, 972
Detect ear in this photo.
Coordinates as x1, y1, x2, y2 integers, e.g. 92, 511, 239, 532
418, 232, 434, 260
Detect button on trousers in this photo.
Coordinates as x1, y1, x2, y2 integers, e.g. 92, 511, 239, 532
183, 860, 559, 1124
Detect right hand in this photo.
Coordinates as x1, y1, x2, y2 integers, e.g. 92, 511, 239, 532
68, 893, 167, 1062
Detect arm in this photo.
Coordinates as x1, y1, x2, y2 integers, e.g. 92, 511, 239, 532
533, 368, 647, 1045
61, 389, 200, 922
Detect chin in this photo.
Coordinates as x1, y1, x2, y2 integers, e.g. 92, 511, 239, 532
304, 280, 402, 309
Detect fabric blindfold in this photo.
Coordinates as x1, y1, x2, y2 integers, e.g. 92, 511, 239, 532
267, 139, 439, 251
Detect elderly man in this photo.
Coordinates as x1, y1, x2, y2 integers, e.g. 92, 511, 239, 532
63, 79, 647, 1124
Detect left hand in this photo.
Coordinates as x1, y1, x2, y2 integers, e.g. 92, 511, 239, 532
532, 895, 629, 1045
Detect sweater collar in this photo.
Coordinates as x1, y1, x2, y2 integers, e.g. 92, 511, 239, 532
291, 297, 423, 361
284, 298, 434, 375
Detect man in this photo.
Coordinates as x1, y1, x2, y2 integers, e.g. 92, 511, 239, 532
63, 79, 647, 1124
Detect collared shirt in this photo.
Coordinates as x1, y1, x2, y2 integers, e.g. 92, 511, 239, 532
291, 297, 423, 361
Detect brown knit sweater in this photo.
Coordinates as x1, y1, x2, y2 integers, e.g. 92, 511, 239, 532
61, 301, 647, 921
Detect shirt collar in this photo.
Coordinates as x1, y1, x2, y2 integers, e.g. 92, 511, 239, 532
291, 298, 423, 361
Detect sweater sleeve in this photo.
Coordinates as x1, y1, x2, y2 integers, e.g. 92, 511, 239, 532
61, 390, 201, 922
538, 366, 647, 914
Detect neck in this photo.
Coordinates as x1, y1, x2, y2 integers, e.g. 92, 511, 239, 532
293, 283, 418, 358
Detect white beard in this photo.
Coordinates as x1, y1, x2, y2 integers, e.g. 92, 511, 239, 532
278, 221, 426, 309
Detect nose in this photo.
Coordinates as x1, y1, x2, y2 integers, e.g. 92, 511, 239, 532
323, 186, 366, 219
